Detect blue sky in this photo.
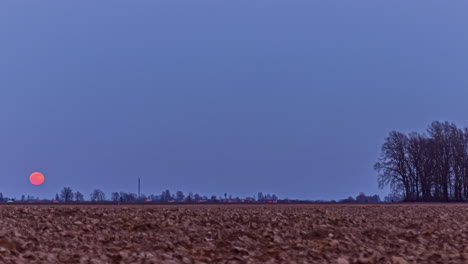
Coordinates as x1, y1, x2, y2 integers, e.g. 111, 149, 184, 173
0, 1, 467, 200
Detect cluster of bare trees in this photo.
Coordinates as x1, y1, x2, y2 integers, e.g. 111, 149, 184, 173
56, 187, 105, 202
257, 192, 278, 202
375, 121, 468, 202
111, 192, 139, 202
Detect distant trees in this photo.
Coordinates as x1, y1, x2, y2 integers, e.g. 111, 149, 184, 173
355, 193, 380, 203
90, 189, 106, 202
257, 192, 278, 202
148, 194, 158, 202
160, 190, 172, 202
341, 196, 355, 203
111, 192, 120, 202
60, 187, 74, 202
340, 193, 380, 203
176, 191, 185, 202
376, 121, 468, 202
75, 191, 84, 202
119, 192, 138, 202
257, 192, 264, 201
3, 186, 282, 204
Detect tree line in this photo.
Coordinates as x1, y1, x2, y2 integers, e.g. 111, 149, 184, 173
0, 188, 280, 203
375, 121, 468, 202
340, 192, 381, 203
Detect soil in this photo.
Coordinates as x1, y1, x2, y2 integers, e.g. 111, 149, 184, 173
0, 204, 465, 263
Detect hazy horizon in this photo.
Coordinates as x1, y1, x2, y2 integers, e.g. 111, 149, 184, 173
1, 1, 467, 200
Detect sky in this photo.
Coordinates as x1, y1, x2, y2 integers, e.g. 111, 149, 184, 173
0, 1, 467, 200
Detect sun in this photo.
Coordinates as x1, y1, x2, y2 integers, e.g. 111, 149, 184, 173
29, 172, 45, 185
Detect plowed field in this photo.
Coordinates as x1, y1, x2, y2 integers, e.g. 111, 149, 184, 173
0, 204, 466, 263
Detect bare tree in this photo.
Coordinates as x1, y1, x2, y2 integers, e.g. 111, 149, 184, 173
375, 131, 411, 200
257, 192, 264, 202
75, 191, 85, 202
119, 192, 137, 202
176, 191, 185, 202
161, 190, 171, 202
111, 192, 120, 202
90, 189, 106, 202
60, 187, 74, 202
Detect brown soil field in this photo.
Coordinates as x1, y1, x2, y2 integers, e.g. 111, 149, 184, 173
0, 204, 467, 264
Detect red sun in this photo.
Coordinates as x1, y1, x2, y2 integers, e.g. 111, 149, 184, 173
29, 172, 45, 185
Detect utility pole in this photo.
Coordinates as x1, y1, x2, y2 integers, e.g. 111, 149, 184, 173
138, 177, 141, 201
